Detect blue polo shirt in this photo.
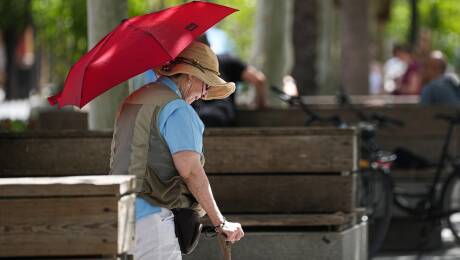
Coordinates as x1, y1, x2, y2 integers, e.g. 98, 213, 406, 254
135, 77, 205, 221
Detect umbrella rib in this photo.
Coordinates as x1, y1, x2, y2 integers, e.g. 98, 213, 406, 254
126, 24, 174, 60
78, 28, 119, 107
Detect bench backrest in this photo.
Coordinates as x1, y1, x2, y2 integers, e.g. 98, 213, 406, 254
0, 127, 357, 176
0, 128, 357, 214
237, 106, 459, 162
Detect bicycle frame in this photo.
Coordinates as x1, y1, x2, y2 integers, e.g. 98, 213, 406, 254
394, 114, 460, 218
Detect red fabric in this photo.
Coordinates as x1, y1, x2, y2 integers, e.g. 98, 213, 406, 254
394, 62, 421, 95
48, 1, 237, 108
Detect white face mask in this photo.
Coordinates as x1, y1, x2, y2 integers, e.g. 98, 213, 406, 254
179, 75, 207, 104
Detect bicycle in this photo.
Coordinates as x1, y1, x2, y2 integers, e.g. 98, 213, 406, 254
271, 86, 399, 257
272, 86, 460, 251
391, 112, 460, 247
333, 89, 460, 252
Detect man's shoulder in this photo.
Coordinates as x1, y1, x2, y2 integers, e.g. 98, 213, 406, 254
162, 98, 189, 112
126, 83, 179, 105
160, 100, 204, 132
161, 99, 201, 122
423, 76, 448, 89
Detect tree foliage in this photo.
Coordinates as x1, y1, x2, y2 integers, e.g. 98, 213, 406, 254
32, 0, 87, 87
9, 0, 460, 93
0, 0, 31, 32
23, 0, 255, 89
0, 0, 33, 100
212, 0, 256, 60
128, 0, 256, 60
386, 0, 460, 68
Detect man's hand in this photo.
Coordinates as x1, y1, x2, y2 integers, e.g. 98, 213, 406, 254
172, 151, 244, 242
242, 65, 267, 110
216, 221, 244, 242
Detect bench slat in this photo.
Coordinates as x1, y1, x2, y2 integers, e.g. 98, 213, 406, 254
0, 128, 357, 176
0, 197, 119, 257
0, 175, 136, 197
237, 107, 457, 136
0, 176, 135, 257
204, 133, 356, 173
210, 175, 355, 213
203, 213, 354, 227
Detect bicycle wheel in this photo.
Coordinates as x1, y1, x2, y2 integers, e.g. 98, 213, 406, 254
361, 169, 394, 257
441, 171, 460, 243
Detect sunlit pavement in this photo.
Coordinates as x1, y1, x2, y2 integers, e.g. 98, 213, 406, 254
374, 228, 460, 260
375, 246, 460, 260
0, 99, 30, 120
0, 92, 52, 121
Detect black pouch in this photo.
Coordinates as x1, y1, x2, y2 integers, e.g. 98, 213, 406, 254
171, 208, 203, 255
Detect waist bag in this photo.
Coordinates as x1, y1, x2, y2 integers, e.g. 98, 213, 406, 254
172, 208, 203, 255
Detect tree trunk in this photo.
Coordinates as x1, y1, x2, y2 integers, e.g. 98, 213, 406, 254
4, 29, 18, 100
408, 0, 419, 47
252, 0, 294, 107
3, 0, 34, 100
340, 0, 369, 95
371, 0, 392, 61
87, 0, 128, 130
317, 0, 341, 95
292, 0, 318, 96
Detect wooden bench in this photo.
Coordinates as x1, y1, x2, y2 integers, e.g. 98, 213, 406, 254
237, 105, 460, 251
238, 106, 459, 172
0, 128, 357, 213
0, 175, 136, 259
0, 127, 363, 259
300, 94, 419, 106
192, 128, 363, 259
37, 110, 88, 130
0, 128, 357, 214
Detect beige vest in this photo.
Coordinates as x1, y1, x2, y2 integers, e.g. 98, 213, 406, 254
110, 82, 204, 214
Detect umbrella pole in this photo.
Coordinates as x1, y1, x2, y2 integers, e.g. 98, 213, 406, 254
217, 233, 232, 260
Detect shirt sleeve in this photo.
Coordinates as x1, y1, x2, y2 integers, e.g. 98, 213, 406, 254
218, 54, 247, 83
420, 85, 432, 105
158, 99, 205, 155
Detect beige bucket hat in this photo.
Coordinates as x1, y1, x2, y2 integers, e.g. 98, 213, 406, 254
155, 41, 235, 100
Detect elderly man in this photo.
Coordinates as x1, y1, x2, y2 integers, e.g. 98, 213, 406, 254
420, 51, 460, 106
110, 42, 244, 259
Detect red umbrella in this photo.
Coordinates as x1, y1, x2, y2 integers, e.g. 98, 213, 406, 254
48, 1, 237, 108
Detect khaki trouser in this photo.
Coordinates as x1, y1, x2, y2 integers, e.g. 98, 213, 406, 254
131, 208, 182, 260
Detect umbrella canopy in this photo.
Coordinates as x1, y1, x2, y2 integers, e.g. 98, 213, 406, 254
48, 1, 237, 108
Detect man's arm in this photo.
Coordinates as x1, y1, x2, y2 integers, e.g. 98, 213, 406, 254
172, 151, 244, 242
241, 65, 267, 109
407, 73, 422, 94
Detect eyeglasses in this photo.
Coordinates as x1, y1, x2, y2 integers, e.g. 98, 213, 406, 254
201, 82, 210, 95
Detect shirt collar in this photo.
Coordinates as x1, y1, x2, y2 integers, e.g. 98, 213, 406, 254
158, 76, 182, 98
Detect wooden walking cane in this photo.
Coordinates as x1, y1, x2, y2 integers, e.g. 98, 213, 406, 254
217, 233, 232, 260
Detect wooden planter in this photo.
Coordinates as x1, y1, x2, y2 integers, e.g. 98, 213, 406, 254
0, 175, 136, 258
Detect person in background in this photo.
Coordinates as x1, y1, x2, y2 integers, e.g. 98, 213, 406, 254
193, 33, 268, 127
383, 43, 408, 93
369, 61, 384, 95
420, 51, 460, 106
368, 43, 383, 95
393, 44, 422, 95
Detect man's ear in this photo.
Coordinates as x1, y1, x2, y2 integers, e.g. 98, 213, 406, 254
184, 74, 193, 87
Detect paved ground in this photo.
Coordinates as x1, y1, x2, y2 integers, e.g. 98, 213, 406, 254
375, 230, 460, 260
375, 246, 460, 260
